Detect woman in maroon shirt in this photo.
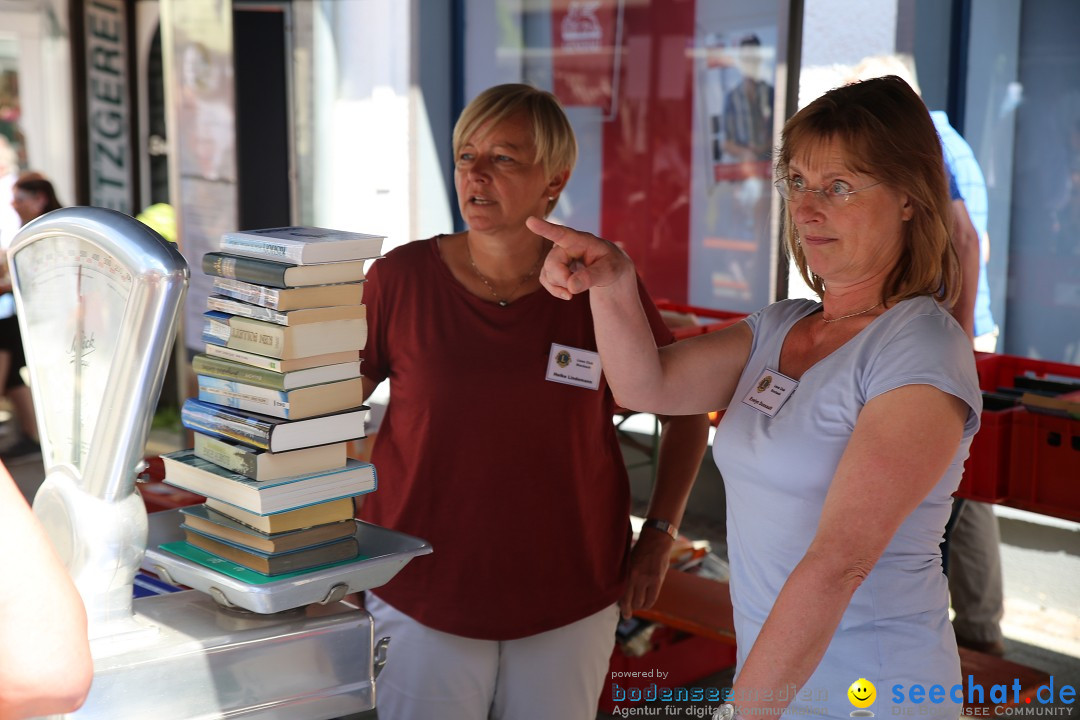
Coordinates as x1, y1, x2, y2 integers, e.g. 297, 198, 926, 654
359, 84, 709, 720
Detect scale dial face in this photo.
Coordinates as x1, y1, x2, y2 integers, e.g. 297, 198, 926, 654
13, 234, 134, 473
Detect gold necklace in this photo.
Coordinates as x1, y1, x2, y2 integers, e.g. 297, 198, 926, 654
466, 241, 545, 307
822, 301, 882, 323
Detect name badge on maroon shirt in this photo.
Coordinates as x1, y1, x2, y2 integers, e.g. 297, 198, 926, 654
741, 367, 798, 417
546, 343, 602, 390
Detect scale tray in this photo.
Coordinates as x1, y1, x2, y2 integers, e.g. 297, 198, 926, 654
143, 508, 431, 614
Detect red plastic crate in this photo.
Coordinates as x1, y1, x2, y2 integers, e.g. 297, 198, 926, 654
958, 406, 1018, 502
1007, 411, 1080, 523
972, 353, 1080, 392
656, 301, 748, 341
599, 626, 737, 714
959, 356, 1080, 507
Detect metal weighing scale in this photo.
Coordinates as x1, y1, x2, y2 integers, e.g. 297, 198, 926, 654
9, 207, 430, 719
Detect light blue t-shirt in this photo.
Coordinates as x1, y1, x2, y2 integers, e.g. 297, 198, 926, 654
932, 110, 995, 337
713, 296, 981, 719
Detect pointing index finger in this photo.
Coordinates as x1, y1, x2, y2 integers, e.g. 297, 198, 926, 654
526, 216, 583, 255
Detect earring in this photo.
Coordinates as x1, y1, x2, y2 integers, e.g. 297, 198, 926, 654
548, 196, 556, 202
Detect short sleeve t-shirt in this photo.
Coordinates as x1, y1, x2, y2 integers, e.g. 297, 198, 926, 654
360, 237, 674, 640
713, 296, 981, 719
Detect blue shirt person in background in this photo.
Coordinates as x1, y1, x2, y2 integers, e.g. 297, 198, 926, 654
933, 111, 997, 350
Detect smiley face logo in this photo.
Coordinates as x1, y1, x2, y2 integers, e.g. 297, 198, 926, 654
847, 678, 876, 716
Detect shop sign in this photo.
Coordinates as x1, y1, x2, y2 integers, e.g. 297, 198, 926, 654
86, 0, 133, 214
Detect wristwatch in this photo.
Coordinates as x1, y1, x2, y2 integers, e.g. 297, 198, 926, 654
641, 517, 678, 540
715, 702, 740, 720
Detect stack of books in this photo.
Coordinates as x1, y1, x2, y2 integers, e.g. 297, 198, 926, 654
160, 226, 385, 579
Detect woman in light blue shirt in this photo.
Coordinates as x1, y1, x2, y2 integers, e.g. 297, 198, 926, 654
532, 75, 981, 720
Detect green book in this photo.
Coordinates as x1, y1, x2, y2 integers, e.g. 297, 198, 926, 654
158, 541, 368, 584
202, 252, 367, 288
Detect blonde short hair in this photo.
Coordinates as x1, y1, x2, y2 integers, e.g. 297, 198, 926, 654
453, 84, 577, 215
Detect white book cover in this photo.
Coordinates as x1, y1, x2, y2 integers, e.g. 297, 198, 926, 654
220, 226, 385, 265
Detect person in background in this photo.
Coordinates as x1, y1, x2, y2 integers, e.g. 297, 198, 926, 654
11, 171, 61, 227
358, 83, 710, 720
0, 462, 93, 718
930, 105, 1006, 657
850, 55, 1006, 658
0, 137, 20, 247
722, 34, 775, 164
0, 172, 59, 460
533, 75, 981, 720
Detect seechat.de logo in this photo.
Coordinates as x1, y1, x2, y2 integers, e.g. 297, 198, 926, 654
891, 675, 1075, 715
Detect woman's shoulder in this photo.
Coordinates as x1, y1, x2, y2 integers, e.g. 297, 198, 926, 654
369, 237, 441, 275
882, 295, 964, 337
381, 236, 440, 262
862, 295, 981, 431
748, 297, 820, 329
863, 296, 976, 379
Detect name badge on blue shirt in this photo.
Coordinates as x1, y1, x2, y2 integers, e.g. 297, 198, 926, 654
741, 367, 798, 418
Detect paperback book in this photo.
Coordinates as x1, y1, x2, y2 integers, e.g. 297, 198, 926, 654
161, 449, 377, 515
182, 526, 361, 576
203, 252, 367, 288
196, 375, 365, 420
202, 310, 367, 360
180, 504, 357, 553
192, 354, 361, 391
204, 496, 357, 532
219, 226, 385, 265
212, 277, 364, 311
193, 432, 347, 481
180, 398, 367, 453
203, 345, 359, 374
207, 294, 367, 326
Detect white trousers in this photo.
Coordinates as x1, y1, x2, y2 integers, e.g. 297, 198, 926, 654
366, 593, 619, 720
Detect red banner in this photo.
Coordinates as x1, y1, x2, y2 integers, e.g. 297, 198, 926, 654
551, 0, 620, 111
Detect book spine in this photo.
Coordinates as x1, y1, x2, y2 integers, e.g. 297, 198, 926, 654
213, 278, 287, 310
202, 312, 232, 346
192, 355, 287, 390
220, 235, 303, 264
203, 253, 290, 288
207, 295, 289, 325
203, 312, 287, 357
194, 432, 259, 477
197, 376, 290, 418
180, 399, 272, 450
204, 345, 288, 372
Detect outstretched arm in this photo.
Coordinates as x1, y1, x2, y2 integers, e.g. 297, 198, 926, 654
530, 216, 752, 415
0, 466, 92, 719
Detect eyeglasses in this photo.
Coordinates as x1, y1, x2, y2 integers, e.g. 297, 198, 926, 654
773, 177, 883, 205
